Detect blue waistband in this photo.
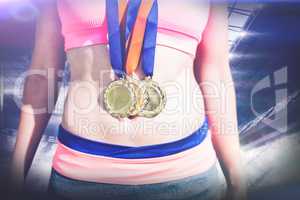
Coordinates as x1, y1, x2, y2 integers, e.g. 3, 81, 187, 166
58, 118, 209, 159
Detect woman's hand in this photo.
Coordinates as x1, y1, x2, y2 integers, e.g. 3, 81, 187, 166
224, 172, 248, 200
8, 160, 26, 199
225, 185, 248, 200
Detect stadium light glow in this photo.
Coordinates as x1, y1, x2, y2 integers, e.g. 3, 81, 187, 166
240, 31, 248, 38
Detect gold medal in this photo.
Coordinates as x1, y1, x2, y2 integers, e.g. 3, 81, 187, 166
105, 0, 160, 118
103, 78, 136, 118
139, 77, 166, 118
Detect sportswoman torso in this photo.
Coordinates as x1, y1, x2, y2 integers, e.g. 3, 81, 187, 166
58, 0, 210, 146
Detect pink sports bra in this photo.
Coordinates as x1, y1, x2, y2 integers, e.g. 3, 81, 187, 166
57, 0, 210, 56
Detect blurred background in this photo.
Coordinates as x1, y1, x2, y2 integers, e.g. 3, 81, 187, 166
1, 0, 300, 199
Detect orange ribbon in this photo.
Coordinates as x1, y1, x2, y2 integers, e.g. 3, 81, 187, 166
125, 0, 155, 75
116, 0, 155, 76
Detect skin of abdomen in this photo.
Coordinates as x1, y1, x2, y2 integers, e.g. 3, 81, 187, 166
61, 44, 206, 146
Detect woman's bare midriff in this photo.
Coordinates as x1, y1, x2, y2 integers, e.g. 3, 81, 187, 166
61, 44, 206, 146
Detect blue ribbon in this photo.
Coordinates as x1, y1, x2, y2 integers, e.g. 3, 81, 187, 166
125, 0, 141, 42
106, 0, 124, 77
58, 118, 208, 159
106, 0, 158, 78
142, 0, 158, 77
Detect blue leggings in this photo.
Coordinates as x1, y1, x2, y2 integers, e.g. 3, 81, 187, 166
48, 163, 227, 200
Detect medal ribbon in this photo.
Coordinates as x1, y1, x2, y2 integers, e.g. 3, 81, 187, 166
106, 0, 158, 78
106, 0, 125, 77
141, 0, 158, 77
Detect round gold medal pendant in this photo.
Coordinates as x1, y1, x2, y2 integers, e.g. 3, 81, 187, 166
139, 77, 166, 118
103, 78, 136, 118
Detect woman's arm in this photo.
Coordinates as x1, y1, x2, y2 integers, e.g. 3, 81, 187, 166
195, 3, 247, 200
10, 1, 65, 190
